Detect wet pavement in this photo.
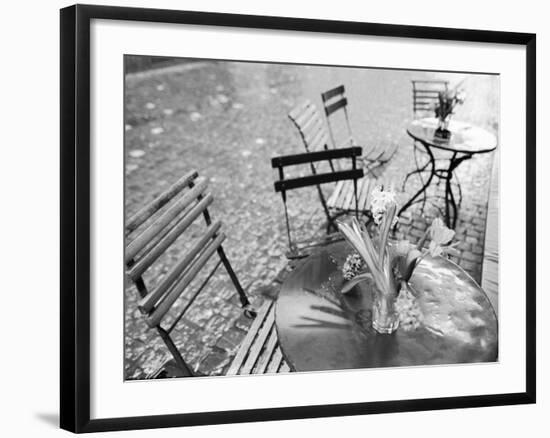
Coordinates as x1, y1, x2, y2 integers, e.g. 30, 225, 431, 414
124, 59, 499, 379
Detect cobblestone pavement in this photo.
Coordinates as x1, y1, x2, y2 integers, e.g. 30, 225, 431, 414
124, 58, 499, 379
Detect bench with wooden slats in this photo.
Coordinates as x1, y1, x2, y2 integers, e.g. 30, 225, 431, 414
125, 170, 255, 377
227, 299, 290, 375
320, 85, 398, 166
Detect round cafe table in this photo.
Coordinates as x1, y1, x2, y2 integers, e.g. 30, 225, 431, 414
398, 117, 497, 229
275, 241, 498, 372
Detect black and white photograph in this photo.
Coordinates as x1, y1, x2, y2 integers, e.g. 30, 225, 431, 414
124, 56, 500, 380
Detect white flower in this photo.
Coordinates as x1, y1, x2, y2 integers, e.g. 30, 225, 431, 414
370, 186, 398, 226
428, 240, 445, 257
430, 218, 455, 245
342, 253, 364, 280
428, 218, 456, 257
392, 240, 422, 282
337, 218, 388, 294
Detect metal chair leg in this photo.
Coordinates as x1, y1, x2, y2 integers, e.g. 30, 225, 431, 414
217, 247, 251, 309
156, 326, 194, 377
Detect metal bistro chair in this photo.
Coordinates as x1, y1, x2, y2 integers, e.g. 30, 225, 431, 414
288, 100, 380, 221
402, 80, 451, 213
412, 79, 449, 118
125, 170, 256, 378
271, 146, 365, 259
320, 85, 398, 172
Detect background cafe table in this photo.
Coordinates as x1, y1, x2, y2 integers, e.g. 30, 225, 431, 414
275, 241, 498, 372
398, 117, 498, 229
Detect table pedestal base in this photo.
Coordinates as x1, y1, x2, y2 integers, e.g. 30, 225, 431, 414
399, 142, 471, 228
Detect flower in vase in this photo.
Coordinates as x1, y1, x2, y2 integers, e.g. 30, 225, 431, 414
391, 240, 422, 283
337, 217, 390, 295
435, 88, 466, 122
370, 186, 399, 226
342, 252, 365, 281
337, 186, 461, 334
427, 218, 457, 257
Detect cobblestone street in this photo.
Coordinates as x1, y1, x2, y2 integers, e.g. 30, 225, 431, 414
124, 58, 499, 379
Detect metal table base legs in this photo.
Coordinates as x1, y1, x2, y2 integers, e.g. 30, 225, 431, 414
399, 143, 471, 228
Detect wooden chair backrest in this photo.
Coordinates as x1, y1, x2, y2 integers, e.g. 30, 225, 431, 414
271, 147, 364, 249
412, 80, 449, 118
320, 85, 354, 150
125, 170, 227, 329
288, 100, 331, 153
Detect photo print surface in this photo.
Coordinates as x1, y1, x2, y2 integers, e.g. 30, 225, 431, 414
123, 55, 499, 380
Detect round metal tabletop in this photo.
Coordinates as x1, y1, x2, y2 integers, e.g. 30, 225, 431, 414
275, 241, 498, 372
407, 117, 497, 154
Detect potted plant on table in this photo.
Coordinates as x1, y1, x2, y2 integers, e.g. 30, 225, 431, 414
337, 187, 457, 334
434, 88, 466, 138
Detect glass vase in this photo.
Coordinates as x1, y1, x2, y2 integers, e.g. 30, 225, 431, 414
437, 117, 449, 131
435, 116, 451, 139
372, 289, 399, 334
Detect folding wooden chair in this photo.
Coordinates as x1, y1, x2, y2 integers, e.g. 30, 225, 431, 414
226, 298, 290, 375
125, 170, 256, 377
411, 79, 449, 118
288, 100, 379, 219
271, 147, 365, 258
288, 100, 332, 161
320, 85, 398, 169
403, 80, 452, 210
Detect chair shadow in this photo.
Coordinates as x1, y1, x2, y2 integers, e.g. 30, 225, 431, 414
293, 316, 350, 330
310, 304, 347, 319
291, 300, 350, 330
35, 412, 59, 428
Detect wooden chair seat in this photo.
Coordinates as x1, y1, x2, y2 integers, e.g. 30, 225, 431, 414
327, 177, 375, 213
271, 147, 364, 258
375, 142, 399, 163
361, 144, 384, 162
227, 299, 290, 375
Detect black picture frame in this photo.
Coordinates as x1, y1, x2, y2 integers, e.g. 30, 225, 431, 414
60, 3, 536, 433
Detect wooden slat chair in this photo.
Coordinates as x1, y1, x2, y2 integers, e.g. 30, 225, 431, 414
411, 79, 451, 162
271, 147, 364, 258
227, 298, 290, 375
288, 100, 376, 218
403, 80, 452, 205
125, 170, 256, 378
320, 85, 398, 169
412, 79, 449, 118
287, 100, 332, 164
